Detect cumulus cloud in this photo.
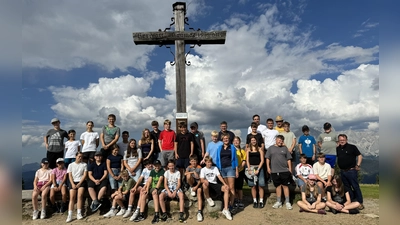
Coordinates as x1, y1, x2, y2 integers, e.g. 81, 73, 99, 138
22, 134, 43, 147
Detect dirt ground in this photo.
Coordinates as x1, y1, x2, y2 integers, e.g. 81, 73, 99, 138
22, 195, 379, 225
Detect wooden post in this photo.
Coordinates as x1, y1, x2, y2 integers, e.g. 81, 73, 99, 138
174, 3, 186, 114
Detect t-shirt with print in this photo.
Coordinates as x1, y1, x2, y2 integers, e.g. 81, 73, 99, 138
87, 161, 107, 180
295, 163, 313, 179
317, 132, 338, 155
121, 177, 135, 192
175, 132, 194, 158
298, 135, 316, 157
301, 185, 322, 203
164, 170, 181, 191
67, 162, 87, 182
35, 168, 52, 182
150, 169, 165, 188
52, 167, 67, 182
186, 165, 202, 180
102, 125, 120, 144
326, 186, 350, 204
140, 167, 152, 185
200, 166, 220, 184
64, 140, 81, 158
46, 129, 68, 153
80, 131, 99, 152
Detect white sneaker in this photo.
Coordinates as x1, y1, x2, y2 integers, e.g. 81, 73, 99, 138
197, 212, 203, 222
116, 208, 126, 216
122, 209, 132, 218
129, 210, 139, 221
190, 187, 196, 197
103, 209, 116, 217
206, 198, 215, 207
77, 212, 83, 220
32, 210, 39, 220
286, 202, 293, 210
66, 214, 73, 223
272, 202, 282, 209
222, 209, 232, 220
40, 210, 46, 219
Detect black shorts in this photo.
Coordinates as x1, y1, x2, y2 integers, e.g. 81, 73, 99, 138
271, 172, 291, 187
47, 151, 64, 169
235, 170, 245, 190
87, 179, 108, 190
208, 183, 222, 196
68, 180, 87, 189
318, 179, 329, 188
176, 158, 190, 169
83, 152, 96, 161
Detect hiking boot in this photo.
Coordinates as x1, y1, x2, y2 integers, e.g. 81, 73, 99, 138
286, 202, 293, 210
253, 202, 258, 208
272, 202, 282, 209
317, 209, 326, 215
206, 198, 215, 207
222, 209, 232, 220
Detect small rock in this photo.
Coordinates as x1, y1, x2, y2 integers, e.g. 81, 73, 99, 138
363, 213, 379, 218
204, 200, 222, 213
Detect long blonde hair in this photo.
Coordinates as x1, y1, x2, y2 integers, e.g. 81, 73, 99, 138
305, 180, 318, 198
140, 128, 152, 144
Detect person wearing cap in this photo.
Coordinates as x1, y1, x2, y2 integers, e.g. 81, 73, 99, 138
87, 152, 108, 213
317, 122, 338, 176
217, 121, 235, 144
296, 174, 327, 214
49, 158, 68, 213
190, 122, 205, 164
32, 158, 52, 220
247, 114, 267, 134
44, 118, 68, 169
274, 116, 284, 133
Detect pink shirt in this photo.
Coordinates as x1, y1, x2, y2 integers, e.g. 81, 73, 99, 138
52, 167, 67, 182
35, 168, 52, 182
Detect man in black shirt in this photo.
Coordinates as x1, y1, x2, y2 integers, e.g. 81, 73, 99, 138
336, 134, 364, 210
150, 121, 161, 161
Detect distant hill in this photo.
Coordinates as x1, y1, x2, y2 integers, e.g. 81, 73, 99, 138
22, 163, 39, 190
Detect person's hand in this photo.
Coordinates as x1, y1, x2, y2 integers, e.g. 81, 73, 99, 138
175, 154, 179, 159
45, 143, 49, 150
103, 144, 109, 150
255, 169, 259, 175
192, 187, 197, 192
312, 155, 315, 161
131, 187, 137, 194
236, 170, 239, 178
200, 160, 205, 165
95, 180, 100, 185
267, 168, 271, 174
326, 181, 332, 186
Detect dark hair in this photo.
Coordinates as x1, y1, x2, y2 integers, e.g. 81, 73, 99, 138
317, 152, 325, 158
252, 114, 260, 120
142, 159, 150, 166
189, 155, 198, 161
276, 134, 285, 141
126, 139, 138, 158
220, 121, 228, 125
266, 118, 274, 123
332, 175, 345, 197
338, 134, 348, 139
86, 121, 94, 125
251, 122, 258, 128
108, 114, 116, 120
122, 131, 129, 136
168, 159, 176, 164
68, 129, 76, 134
283, 121, 290, 126
323, 122, 331, 130
299, 154, 307, 159
179, 121, 187, 128
151, 120, 159, 126
302, 125, 310, 132
249, 136, 261, 152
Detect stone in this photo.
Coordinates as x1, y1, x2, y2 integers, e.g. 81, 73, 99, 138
204, 200, 222, 213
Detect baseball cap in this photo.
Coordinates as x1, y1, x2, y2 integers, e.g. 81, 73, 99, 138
51, 118, 60, 124
308, 174, 317, 180
153, 160, 161, 165
56, 158, 64, 163
41, 158, 49, 164
190, 122, 198, 128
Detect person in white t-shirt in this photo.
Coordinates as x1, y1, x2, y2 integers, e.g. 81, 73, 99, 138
66, 152, 87, 223
64, 130, 81, 168
117, 131, 130, 158
247, 114, 267, 134
159, 159, 185, 222
200, 156, 232, 221
80, 121, 99, 163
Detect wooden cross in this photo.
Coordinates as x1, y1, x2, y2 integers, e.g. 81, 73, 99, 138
132, 2, 226, 128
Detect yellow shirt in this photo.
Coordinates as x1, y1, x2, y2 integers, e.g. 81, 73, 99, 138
235, 147, 246, 172
274, 126, 284, 133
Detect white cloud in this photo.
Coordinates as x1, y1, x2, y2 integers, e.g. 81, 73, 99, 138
22, 134, 43, 147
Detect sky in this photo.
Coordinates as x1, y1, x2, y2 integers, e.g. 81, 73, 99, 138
21, 0, 379, 165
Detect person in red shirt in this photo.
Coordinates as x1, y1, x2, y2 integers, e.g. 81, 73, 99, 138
158, 119, 176, 168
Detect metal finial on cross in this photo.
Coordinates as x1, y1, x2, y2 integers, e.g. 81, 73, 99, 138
133, 2, 226, 128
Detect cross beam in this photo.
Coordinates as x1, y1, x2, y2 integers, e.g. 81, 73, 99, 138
132, 2, 226, 127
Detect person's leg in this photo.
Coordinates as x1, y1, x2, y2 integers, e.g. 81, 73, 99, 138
32, 190, 39, 211
98, 186, 107, 200
202, 182, 210, 199
222, 185, 230, 210
68, 189, 76, 211
315, 202, 326, 210
41, 187, 50, 210
76, 187, 85, 218
61, 185, 68, 204
348, 170, 363, 204
152, 190, 160, 213
341, 201, 361, 213
50, 188, 56, 205
88, 187, 97, 202
159, 191, 167, 213
276, 184, 282, 200
296, 201, 308, 211
197, 188, 203, 210
178, 191, 184, 212
226, 177, 235, 207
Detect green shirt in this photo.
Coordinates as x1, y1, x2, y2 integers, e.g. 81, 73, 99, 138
121, 177, 135, 192
150, 169, 164, 188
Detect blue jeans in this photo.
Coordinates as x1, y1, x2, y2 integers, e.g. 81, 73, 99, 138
109, 168, 122, 190
341, 169, 363, 204
220, 166, 236, 178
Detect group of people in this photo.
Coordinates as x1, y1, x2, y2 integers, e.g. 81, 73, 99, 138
32, 114, 364, 222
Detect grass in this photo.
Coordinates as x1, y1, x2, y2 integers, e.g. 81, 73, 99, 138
360, 184, 379, 199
